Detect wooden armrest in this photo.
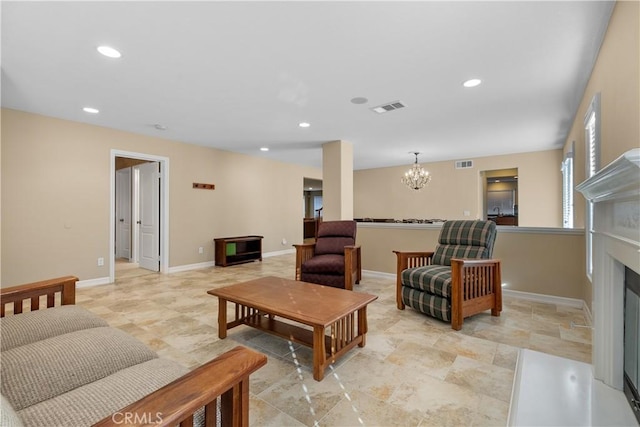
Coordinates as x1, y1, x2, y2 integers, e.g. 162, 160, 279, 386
293, 242, 316, 249
451, 258, 501, 267
392, 251, 434, 271
1, 276, 78, 317
293, 243, 316, 281
450, 258, 502, 325
93, 346, 268, 427
392, 251, 434, 310
344, 245, 362, 290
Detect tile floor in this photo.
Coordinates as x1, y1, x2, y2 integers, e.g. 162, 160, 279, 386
78, 254, 592, 427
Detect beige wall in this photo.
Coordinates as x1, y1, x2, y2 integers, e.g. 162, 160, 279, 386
357, 224, 586, 301
322, 140, 354, 220
565, 1, 640, 229
354, 149, 563, 227
561, 1, 639, 306
1, 109, 321, 286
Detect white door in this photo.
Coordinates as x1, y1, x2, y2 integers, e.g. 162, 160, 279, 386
138, 162, 160, 272
115, 168, 132, 260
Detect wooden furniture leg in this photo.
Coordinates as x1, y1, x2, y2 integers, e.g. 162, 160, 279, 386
218, 298, 228, 339
357, 306, 368, 347
312, 325, 326, 381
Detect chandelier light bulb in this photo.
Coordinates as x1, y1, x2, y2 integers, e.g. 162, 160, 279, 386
401, 152, 432, 190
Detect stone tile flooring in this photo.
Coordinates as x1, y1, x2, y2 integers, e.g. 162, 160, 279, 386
79, 254, 592, 426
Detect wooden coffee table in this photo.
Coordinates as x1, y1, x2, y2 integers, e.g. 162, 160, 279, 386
207, 276, 378, 381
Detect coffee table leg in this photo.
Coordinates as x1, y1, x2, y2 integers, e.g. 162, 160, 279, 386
218, 297, 227, 339
313, 325, 326, 381
358, 306, 368, 347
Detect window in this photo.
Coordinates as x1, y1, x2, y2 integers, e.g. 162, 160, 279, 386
313, 196, 323, 217
585, 94, 601, 179
584, 93, 601, 279
561, 148, 574, 228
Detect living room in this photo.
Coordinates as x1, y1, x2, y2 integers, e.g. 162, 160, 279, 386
1, 1, 639, 426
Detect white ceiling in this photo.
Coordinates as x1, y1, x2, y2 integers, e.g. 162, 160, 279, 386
1, 1, 614, 170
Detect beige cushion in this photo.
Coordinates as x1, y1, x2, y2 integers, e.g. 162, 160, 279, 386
1, 327, 157, 410
17, 358, 189, 427
1, 395, 24, 427
0, 305, 108, 351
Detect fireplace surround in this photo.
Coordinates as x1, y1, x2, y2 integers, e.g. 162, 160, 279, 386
577, 148, 640, 414
624, 266, 640, 422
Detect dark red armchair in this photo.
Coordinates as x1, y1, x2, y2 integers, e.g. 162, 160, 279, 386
293, 220, 362, 290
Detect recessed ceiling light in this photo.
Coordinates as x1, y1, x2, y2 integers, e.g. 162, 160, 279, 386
83, 107, 99, 114
350, 97, 368, 105
260, 147, 269, 152
298, 122, 310, 128
463, 79, 482, 88
97, 45, 122, 58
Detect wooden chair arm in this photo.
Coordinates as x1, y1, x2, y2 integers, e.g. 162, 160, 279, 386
1, 276, 78, 317
450, 258, 501, 267
344, 245, 362, 291
392, 251, 434, 309
392, 251, 435, 271
450, 259, 502, 330
293, 243, 316, 281
293, 243, 316, 249
93, 346, 268, 427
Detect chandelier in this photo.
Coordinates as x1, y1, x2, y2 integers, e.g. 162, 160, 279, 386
401, 152, 431, 190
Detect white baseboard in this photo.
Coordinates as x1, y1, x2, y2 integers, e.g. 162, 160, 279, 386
77, 277, 111, 288
502, 288, 585, 309
505, 288, 592, 326
263, 248, 295, 257
583, 302, 593, 326
165, 249, 294, 273
362, 270, 395, 279
167, 261, 215, 273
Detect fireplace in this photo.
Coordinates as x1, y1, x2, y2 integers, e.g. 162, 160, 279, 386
625, 266, 640, 422
576, 148, 640, 417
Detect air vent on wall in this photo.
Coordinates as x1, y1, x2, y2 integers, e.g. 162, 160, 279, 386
455, 160, 474, 169
371, 101, 406, 114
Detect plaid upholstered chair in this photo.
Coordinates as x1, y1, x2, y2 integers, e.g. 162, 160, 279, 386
294, 220, 362, 290
393, 220, 502, 330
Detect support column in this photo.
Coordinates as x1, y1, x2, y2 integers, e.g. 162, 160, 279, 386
322, 140, 353, 220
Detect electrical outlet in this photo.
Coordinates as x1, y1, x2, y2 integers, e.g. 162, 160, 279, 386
463, 210, 471, 216
97, 257, 104, 266
198, 247, 204, 254
281, 238, 287, 245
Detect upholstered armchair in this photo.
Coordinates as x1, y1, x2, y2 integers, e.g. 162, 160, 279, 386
393, 220, 502, 330
294, 220, 362, 290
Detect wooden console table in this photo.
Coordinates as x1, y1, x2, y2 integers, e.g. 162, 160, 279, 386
214, 235, 263, 267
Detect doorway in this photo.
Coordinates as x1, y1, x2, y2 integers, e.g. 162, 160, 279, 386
482, 168, 519, 226
110, 150, 169, 283
303, 177, 322, 241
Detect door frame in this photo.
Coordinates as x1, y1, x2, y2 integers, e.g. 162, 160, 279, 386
115, 167, 133, 260
110, 149, 170, 282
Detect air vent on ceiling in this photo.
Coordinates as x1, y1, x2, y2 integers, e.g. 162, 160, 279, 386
371, 101, 406, 114
455, 160, 474, 169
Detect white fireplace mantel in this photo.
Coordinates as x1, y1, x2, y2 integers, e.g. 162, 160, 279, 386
576, 148, 640, 390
